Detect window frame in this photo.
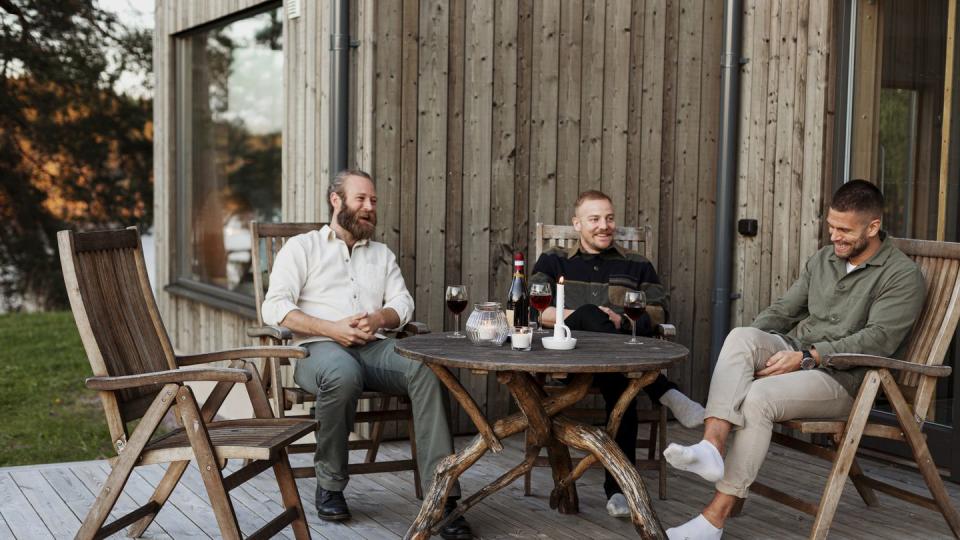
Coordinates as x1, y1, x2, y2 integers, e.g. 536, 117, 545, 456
166, 2, 283, 319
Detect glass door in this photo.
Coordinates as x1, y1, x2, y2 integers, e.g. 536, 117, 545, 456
844, 0, 959, 481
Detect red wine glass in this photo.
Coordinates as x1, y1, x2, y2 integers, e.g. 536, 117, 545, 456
529, 282, 552, 334
445, 285, 468, 338
623, 290, 646, 345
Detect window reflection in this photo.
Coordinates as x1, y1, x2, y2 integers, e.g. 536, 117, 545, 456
177, 7, 282, 295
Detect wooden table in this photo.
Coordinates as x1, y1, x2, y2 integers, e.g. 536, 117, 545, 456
395, 330, 688, 540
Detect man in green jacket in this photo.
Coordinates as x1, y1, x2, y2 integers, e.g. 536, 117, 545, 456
664, 180, 926, 540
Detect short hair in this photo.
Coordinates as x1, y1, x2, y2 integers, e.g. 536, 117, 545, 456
830, 179, 884, 219
574, 190, 613, 212
327, 169, 375, 215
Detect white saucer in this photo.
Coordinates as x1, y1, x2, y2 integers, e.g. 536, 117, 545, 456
541, 337, 577, 350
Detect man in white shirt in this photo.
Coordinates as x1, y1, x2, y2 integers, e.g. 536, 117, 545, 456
262, 170, 471, 540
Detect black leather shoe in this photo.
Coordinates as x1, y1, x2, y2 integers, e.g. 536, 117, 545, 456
440, 499, 473, 540
315, 486, 351, 521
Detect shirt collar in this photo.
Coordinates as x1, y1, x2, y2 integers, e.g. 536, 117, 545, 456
565, 242, 626, 259
827, 230, 892, 268
320, 224, 369, 248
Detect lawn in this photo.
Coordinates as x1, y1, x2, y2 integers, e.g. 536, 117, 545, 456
0, 311, 113, 466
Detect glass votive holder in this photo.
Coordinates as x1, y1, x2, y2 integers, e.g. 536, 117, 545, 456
511, 326, 532, 351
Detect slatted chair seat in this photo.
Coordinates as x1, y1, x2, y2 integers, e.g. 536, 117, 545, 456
248, 221, 424, 497
59, 227, 314, 540
524, 222, 675, 500
140, 419, 315, 464
737, 237, 960, 539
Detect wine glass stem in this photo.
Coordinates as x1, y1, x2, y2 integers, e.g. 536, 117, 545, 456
632, 320, 637, 342
455, 313, 460, 335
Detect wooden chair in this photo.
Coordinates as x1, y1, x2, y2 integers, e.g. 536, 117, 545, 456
524, 222, 675, 499
246, 221, 424, 498
737, 237, 960, 539
58, 227, 315, 540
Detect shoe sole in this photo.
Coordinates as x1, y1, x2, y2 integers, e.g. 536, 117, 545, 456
316, 512, 351, 522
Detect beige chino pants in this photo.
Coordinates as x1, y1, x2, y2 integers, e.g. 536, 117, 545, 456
705, 327, 854, 498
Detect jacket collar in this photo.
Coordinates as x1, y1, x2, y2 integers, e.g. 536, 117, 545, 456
565, 241, 626, 259
827, 230, 892, 268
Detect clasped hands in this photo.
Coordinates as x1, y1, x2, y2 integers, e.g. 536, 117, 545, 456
327, 311, 383, 347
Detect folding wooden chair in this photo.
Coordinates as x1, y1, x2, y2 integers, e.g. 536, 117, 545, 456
59, 227, 316, 540
523, 222, 676, 499
738, 237, 960, 539
246, 221, 425, 498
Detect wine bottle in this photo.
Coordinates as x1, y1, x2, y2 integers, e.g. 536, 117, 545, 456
505, 252, 529, 328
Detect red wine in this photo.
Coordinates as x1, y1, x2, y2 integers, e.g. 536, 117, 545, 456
446, 299, 468, 314
530, 294, 552, 312
505, 253, 529, 327
623, 305, 646, 321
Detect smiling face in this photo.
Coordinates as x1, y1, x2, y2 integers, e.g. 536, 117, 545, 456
573, 197, 616, 254
331, 174, 377, 241
826, 207, 880, 264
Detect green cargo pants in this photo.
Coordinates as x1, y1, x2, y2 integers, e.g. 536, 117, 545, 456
296, 338, 460, 496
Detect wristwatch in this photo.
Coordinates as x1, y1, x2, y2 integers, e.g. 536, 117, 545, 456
800, 349, 817, 370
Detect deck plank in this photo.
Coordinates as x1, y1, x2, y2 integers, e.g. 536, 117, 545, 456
1, 425, 958, 539
0, 473, 54, 539
11, 469, 82, 538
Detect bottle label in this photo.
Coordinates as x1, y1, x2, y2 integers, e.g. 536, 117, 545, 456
505, 309, 515, 327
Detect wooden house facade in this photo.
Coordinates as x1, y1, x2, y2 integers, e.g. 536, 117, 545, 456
153, 0, 960, 459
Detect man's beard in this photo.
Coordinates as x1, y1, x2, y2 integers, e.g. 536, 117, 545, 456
835, 233, 869, 261
337, 204, 377, 241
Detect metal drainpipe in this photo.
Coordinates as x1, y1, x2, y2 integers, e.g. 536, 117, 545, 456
710, 0, 744, 370
330, 0, 350, 177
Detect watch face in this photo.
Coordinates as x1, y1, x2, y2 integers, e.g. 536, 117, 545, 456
801, 356, 816, 370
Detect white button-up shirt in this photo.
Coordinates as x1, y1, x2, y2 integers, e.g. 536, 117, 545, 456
261, 225, 415, 346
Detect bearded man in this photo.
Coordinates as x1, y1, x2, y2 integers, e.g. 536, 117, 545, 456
262, 170, 472, 540
663, 179, 925, 540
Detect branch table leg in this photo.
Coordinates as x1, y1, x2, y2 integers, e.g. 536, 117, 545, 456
404, 374, 593, 540
553, 416, 666, 540
551, 372, 652, 496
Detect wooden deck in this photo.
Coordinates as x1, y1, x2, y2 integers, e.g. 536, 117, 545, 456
1, 424, 957, 539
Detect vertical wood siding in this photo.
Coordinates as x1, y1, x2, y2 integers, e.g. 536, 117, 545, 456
155, 0, 835, 434
731, 0, 833, 330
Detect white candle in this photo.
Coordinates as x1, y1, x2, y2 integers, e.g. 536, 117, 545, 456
478, 321, 497, 341
511, 329, 532, 349
554, 276, 565, 338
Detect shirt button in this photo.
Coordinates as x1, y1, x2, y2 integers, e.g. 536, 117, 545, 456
837, 284, 845, 290
594, 265, 599, 271
830, 315, 839, 322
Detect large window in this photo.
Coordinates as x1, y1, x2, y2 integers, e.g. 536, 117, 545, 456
173, 5, 282, 309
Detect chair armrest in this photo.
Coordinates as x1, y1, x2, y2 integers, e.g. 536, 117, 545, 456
246, 324, 293, 341
176, 346, 309, 367
656, 323, 677, 340
400, 321, 430, 335
823, 354, 952, 378
86, 367, 252, 391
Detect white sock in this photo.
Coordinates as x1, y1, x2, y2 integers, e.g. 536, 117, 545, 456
659, 388, 706, 428
664, 440, 724, 483
606, 493, 630, 518
666, 514, 723, 540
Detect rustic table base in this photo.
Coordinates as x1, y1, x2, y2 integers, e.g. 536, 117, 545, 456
403, 368, 666, 540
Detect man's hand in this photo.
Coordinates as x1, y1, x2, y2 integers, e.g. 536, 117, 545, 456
598, 306, 623, 330
755, 350, 803, 377
354, 311, 383, 335
325, 314, 375, 347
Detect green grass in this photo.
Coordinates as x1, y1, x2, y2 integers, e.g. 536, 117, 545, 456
0, 311, 113, 466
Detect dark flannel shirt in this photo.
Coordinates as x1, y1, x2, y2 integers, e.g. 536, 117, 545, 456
530, 243, 669, 335
751, 233, 925, 396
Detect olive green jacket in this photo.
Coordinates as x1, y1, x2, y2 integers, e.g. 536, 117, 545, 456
751, 234, 926, 395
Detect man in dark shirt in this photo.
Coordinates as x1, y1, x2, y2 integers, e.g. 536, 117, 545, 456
531, 189, 704, 518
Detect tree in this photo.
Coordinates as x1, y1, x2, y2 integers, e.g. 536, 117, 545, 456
0, 0, 152, 310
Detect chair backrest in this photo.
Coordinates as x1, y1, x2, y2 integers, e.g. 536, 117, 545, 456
534, 223, 654, 261
58, 228, 177, 441
249, 222, 327, 326
890, 238, 960, 420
